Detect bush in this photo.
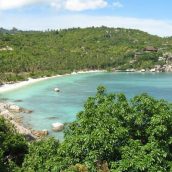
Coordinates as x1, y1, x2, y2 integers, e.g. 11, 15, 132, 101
0, 117, 28, 172
1, 86, 172, 171
60, 86, 172, 171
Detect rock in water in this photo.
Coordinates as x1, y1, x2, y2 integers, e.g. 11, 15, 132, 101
54, 88, 60, 92
8, 104, 21, 112
23, 109, 33, 114
32, 130, 49, 137
14, 99, 23, 102
52, 122, 64, 132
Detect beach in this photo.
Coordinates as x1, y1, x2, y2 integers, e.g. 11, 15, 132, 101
0, 70, 105, 93
0, 70, 105, 139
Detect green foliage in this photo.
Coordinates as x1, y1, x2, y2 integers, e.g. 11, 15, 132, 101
1, 87, 172, 171
0, 27, 169, 83
19, 138, 64, 172
0, 117, 28, 172
60, 87, 172, 171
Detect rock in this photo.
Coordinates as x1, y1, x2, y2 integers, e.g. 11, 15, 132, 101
54, 88, 60, 92
0, 109, 10, 116
47, 116, 59, 120
52, 122, 64, 132
23, 109, 33, 114
32, 130, 49, 137
126, 69, 136, 72
140, 69, 146, 72
15, 117, 22, 123
0, 102, 8, 109
8, 105, 21, 112
165, 65, 172, 72
150, 68, 156, 72
14, 99, 23, 102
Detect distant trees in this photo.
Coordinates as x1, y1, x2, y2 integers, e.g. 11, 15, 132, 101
0, 27, 171, 82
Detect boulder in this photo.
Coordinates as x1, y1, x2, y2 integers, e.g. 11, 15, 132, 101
150, 68, 156, 72
8, 105, 21, 112
54, 88, 60, 92
140, 69, 146, 72
52, 122, 64, 132
32, 130, 49, 137
23, 109, 33, 114
47, 116, 59, 120
14, 99, 23, 102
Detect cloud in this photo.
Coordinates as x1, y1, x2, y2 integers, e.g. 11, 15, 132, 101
65, 0, 107, 11
0, 0, 42, 10
0, 0, 108, 11
1, 14, 172, 37
113, 1, 123, 8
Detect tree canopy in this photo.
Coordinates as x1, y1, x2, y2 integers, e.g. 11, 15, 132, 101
1, 86, 172, 171
1, 27, 171, 83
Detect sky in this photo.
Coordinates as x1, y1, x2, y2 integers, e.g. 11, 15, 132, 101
0, 0, 172, 37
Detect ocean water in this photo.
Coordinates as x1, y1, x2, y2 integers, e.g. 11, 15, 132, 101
0, 72, 172, 140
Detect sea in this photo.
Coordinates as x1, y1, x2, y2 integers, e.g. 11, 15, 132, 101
1, 72, 172, 140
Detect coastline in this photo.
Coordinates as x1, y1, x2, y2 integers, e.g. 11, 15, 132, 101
1, 69, 172, 94
0, 102, 37, 140
0, 69, 171, 139
0, 69, 105, 139
0, 70, 105, 93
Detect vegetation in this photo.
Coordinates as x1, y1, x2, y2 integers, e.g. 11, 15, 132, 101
0, 118, 27, 172
1, 86, 172, 171
1, 27, 172, 84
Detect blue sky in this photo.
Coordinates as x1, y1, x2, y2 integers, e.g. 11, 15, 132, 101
0, 0, 172, 36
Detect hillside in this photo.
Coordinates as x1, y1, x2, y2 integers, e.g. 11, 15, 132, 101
0, 27, 172, 83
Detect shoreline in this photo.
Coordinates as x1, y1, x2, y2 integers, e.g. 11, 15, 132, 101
0, 70, 105, 139
0, 70, 105, 93
0, 69, 171, 139
0, 69, 171, 93
0, 102, 37, 140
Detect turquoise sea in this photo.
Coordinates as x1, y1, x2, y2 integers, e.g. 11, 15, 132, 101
0, 72, 172, 140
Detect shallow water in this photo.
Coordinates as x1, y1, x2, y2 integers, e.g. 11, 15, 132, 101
1, 72, 172, 140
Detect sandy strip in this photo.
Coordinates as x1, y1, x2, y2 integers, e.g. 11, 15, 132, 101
0, 70, 105, 93
0, 76, 59, 93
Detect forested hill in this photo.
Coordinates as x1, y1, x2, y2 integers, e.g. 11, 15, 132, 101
0, 27, 172, 83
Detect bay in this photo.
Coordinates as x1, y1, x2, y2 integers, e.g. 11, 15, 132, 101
1, 72, 172, 140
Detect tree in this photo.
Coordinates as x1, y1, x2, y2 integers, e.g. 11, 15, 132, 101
1, 86, 172, 171
0, 117, 28, 172
59, 86, 172, 171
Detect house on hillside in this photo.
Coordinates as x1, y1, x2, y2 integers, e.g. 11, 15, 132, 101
143, 46, 158, 52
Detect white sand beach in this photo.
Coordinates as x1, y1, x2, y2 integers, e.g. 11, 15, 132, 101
0, 76, 60, 93
0, 70, 105, 93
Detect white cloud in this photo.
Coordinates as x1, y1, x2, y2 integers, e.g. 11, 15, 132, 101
0, 0, 108, 11
65, 0, 107, 11
0, 0, 43, 10
1, 14, 172, 37
113, 1, 123, 8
